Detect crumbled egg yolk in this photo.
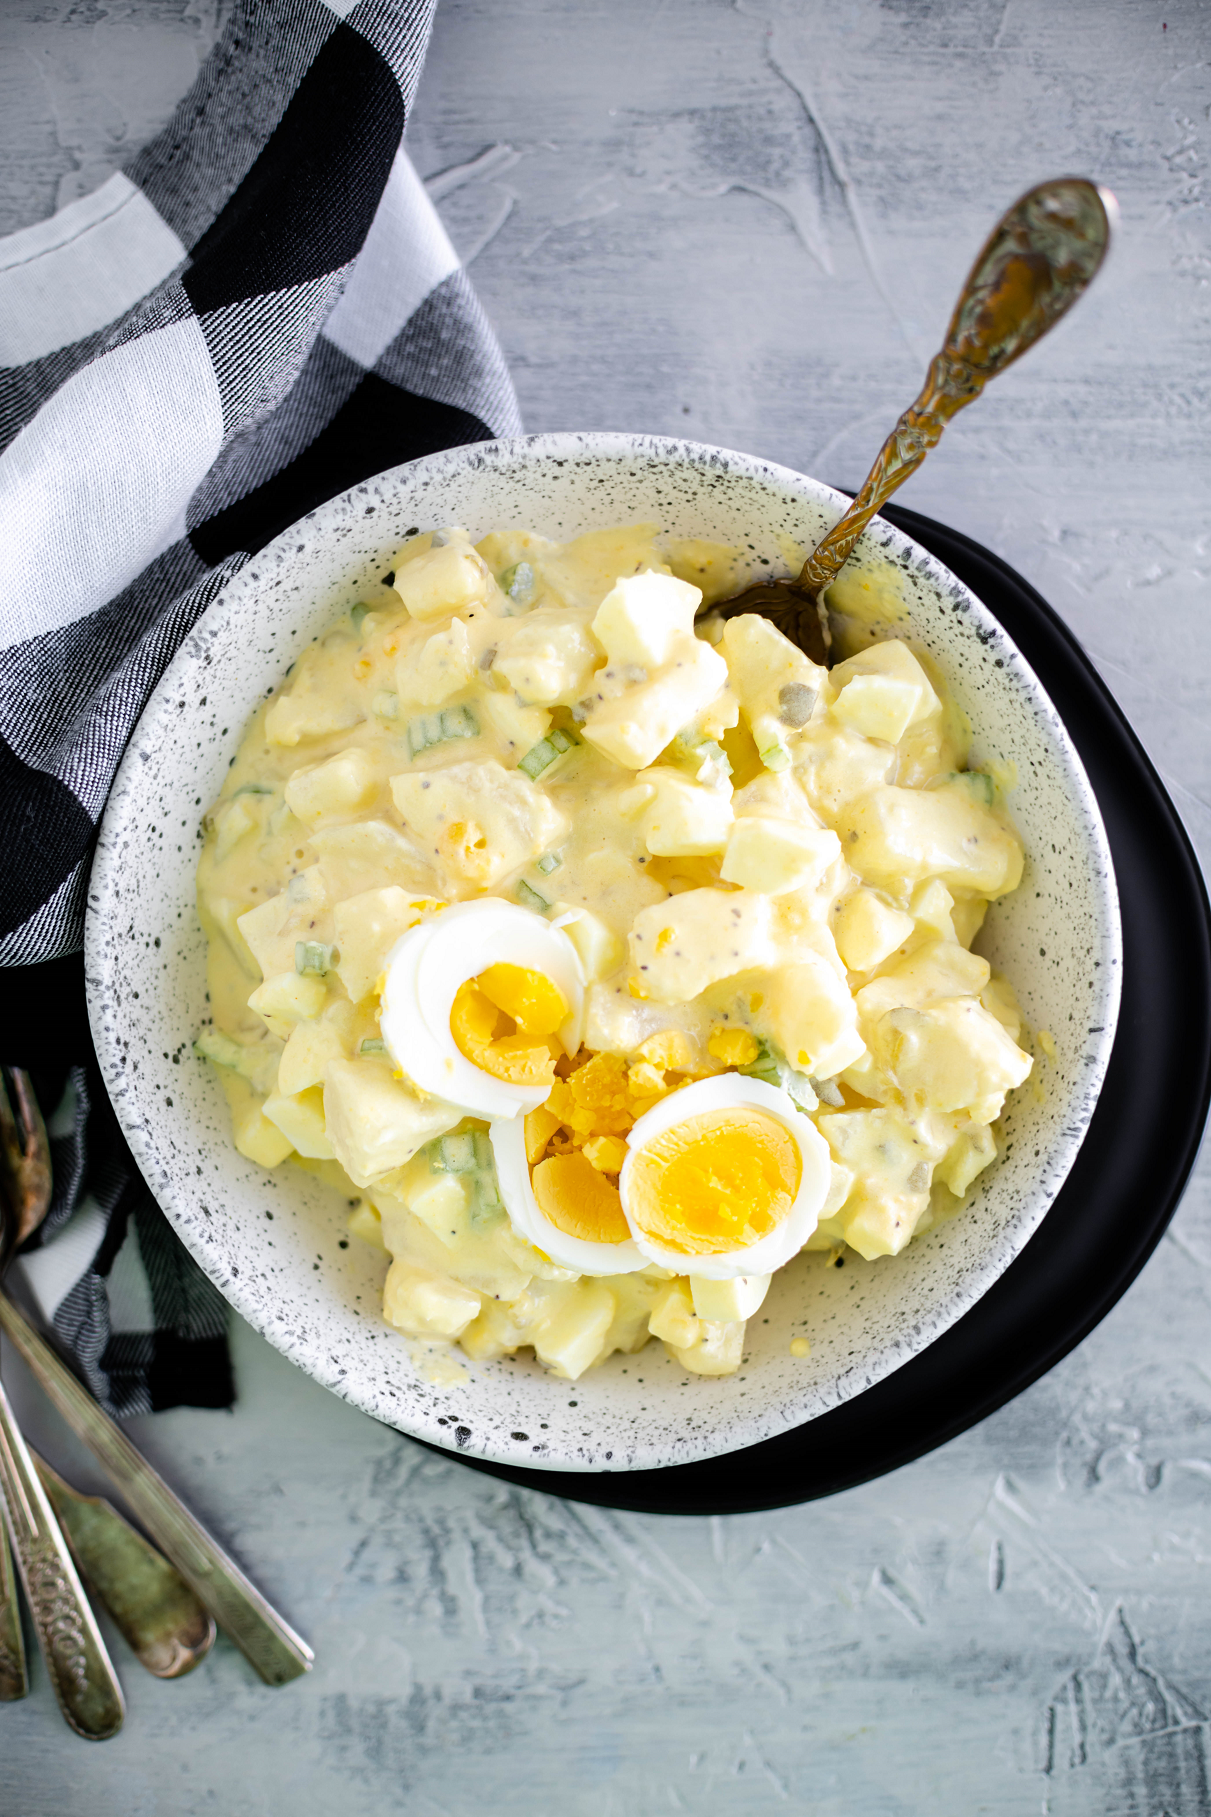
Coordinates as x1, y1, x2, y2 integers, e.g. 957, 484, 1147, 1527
625, 1108, 802, 1256
707, 1026, 761, 1067
450, 963, 568, 1087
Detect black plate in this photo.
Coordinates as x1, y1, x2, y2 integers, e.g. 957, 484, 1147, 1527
434, 504, 1211, 1515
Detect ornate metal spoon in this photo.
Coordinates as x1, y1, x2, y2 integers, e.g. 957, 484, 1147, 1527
33, 1449, 215, 1679
0, 1066, 313, 1688
715, 176, 1116, 663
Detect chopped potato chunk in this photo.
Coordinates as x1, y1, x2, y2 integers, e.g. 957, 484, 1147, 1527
392, 539, 492, 622
323, 1056, 462, 1188
629, 889, 777, 1003
592, 570, 701, 669
618, 766, 734, 857
581, 635, 728, 771
391, 759, 568, 892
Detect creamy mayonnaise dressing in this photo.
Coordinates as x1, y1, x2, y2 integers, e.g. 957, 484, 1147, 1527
195, 524, 1032, 1381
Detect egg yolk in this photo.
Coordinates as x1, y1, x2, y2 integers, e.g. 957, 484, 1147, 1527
450, 965, 568, 1086
532, 1149, 631, 1245
625, 1109, 800, 1256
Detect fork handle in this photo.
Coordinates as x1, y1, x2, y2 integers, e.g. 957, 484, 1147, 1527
0, 1292, 312, 1685
0, 1374, 124, 1738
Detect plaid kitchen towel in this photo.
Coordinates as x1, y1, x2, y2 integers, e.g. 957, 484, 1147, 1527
0, 0, 521, 1415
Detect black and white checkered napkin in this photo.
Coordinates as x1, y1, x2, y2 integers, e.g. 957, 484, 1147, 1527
0, 0, 520, 1415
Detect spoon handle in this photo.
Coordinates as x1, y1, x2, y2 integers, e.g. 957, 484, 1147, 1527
0, 1374, 125, 1738
33, 1448, 216, 1680
0, 1291, 312, 1686
798, 176, 1115, 600
0, 1500, 29, 1700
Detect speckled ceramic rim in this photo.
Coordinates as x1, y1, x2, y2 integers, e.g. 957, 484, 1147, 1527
86, 433, 1121, 1474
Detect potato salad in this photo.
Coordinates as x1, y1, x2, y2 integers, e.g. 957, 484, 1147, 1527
195, 523, 1032, 1381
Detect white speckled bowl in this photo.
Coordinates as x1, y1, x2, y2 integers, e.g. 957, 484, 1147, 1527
86, 434, 1120, 1473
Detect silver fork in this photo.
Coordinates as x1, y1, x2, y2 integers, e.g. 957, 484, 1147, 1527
0, 1066, 313, 1692
0, 1067, 124, 1736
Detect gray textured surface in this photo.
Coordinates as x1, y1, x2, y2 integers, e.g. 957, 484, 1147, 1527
2, 1, 1210, 1811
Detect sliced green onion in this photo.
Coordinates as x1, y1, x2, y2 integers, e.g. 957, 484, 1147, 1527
535, 850, 563, 875
517, 880, 550, 913
233, 782, 274, 797
359, 1038, 386, 1056
518, 725, 579, 780
407, 704, 479, 757
295, 940, 332, 977
372, 691, 399, 720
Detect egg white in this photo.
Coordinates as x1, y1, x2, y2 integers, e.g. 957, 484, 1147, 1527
618, 1075, 831, 1279
380, 898, 585, 1120
490, 1117, 646, 1276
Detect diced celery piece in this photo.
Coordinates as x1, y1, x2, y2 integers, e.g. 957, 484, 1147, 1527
518, 725, 579, 780
785, 1071, 819, 1112
739, 1039, 817, 1110
517, 880, 550, 913
351, 602, 372, 635
234, 782, 274, 797
407, 704, 479, 757
739, 1039, 781, 1087
194, 1028, 247, 1071
473, 1130, 494, 1171
960, 769, 995, 807
469, 1172, 505, 1229
535, 850, 563, 875
373, 691, 399, 720
441, 705, 479, 741
695, 739, 732, 777
927, 768, 995, 807
193, 1027, 279, 1095
518, 742, 552, 780
500, 560, 535, 606
295, 940, 332, 977
359, 1038, 386, 1056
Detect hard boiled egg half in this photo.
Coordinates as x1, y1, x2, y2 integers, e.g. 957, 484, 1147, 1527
490, 1073, 831, 1281
620, 1076, 830, 1280
380, 898, 584, 1120
491, 1116, 647, 1277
